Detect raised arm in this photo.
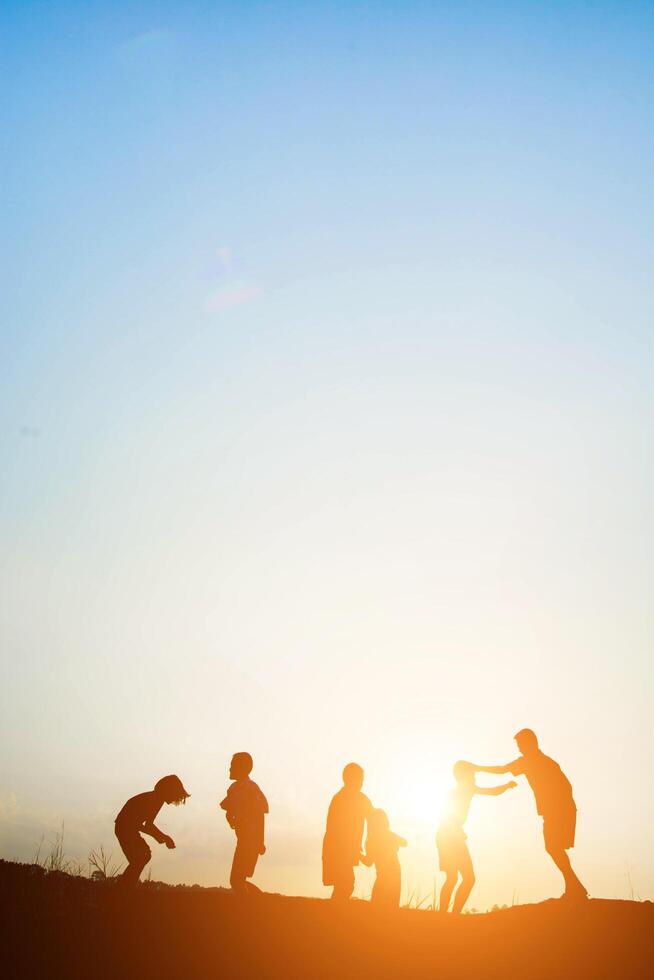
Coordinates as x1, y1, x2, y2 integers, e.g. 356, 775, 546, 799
475, 781, 517, 796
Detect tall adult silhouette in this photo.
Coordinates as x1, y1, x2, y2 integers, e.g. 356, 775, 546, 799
114, 774, 190, 885
322, 762, 372, 901
220, 752, 269, 894
475, 729, 588, 900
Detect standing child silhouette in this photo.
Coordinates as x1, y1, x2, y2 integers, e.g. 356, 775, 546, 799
361, 808, 407, 908
220, 752, 269, 894
114, 774, 190, 885
322, 762, 373, 901
437, 761, 515, 913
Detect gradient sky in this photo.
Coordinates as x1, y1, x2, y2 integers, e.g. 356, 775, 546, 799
1, 1, 653, 908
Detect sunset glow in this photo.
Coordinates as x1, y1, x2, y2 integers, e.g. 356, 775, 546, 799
2, 0, 653, 919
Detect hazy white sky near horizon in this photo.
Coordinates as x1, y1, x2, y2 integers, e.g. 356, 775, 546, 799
1, 1, 653, 907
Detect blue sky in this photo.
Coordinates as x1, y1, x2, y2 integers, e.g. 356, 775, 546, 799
1, 2, 653, 904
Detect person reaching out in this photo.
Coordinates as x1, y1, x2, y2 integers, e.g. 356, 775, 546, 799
114, 774, 190, 885
437, 761, 515, 913
361, 808, 407, 908
322, 763, 373, 901
474, 728, 588, 901
220, 752, 269, 894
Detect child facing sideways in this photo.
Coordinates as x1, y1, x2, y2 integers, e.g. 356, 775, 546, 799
362, 808, 407, 908
220, 752, 269, 893
437, 761, 515, 913
115, 774, 190, 885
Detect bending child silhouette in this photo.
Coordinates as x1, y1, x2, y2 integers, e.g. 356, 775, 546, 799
361, 808, 407, 908
437, 761, 515, 913
220, 752, 269, 894
474, 729, 588, 901
322, 762, 372, 901
114, 774, 190, 885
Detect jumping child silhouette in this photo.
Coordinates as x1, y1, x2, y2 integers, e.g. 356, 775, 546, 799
114, 774, 190, 885
220, 752, 269, 894
437, 761, 515, 913
361, 808, 407, 907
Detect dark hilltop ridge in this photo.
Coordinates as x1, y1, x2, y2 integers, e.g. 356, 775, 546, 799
2, 859, 652, 980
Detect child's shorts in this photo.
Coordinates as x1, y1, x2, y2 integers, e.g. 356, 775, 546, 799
436, 825, 472, 875
543, 805, 577, 852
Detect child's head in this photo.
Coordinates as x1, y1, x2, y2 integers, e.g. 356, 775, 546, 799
342, 762, 364, 791
155, 774, 190, 805
514, 728, 538, 757
452, 760, 475, 786
229, 752, 254, 780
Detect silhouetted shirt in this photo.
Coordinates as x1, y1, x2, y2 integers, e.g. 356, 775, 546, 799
115, 791, 167, 842
365, 830, 404, 872
323, 787, 372, 867
440, 784, 474, 832
220, 777, 269, 849
508, 752, 575, 816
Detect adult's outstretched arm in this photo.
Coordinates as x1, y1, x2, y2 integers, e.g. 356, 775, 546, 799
473, 763, 512, 774
476, 781, 517, 796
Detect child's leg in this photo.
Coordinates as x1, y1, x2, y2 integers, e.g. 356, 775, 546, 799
231, 839, 263, 894
116, 830, 151, 885
439, 871, 458, 912
331, 866, 355, 901
452, 847, 475, 914
230, 841, 248, 892
370, 869, 397, 907
543, 818, 587, 897
545, 841, 586, 895
389, 862, 402, 908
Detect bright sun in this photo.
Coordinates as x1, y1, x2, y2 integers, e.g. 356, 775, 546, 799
371, 751, 452, 829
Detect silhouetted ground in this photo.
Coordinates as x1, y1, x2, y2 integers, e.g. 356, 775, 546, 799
2, 859, 652, 979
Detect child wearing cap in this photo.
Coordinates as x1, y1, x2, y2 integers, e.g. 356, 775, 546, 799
114, 774, 190, 885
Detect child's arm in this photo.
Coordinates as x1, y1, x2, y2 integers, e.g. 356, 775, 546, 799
475, 781, 517, 796
219, 792, 237, 828
473, 763, 513, 775
142, 821, 175, 847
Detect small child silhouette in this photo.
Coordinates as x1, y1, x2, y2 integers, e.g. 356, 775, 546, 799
437, 761, 515, 913
220, 752, 269, 894
114, 774, 190, 885
361, 808, 407, 908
